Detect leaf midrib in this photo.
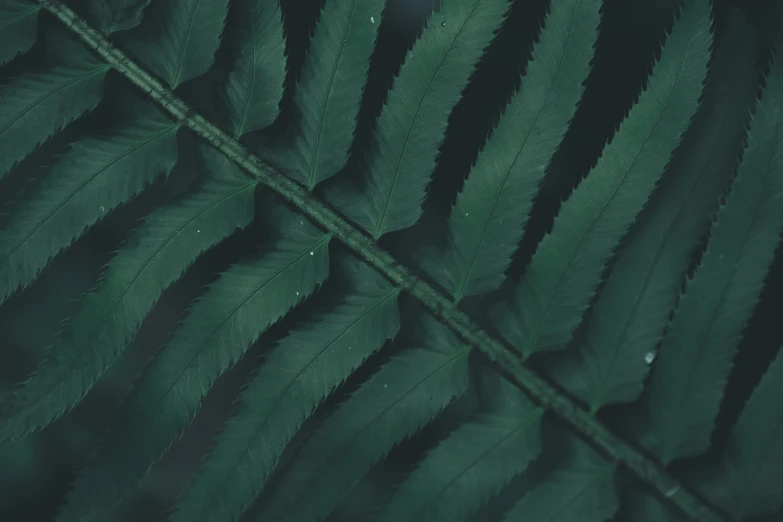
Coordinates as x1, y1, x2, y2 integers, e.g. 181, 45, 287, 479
171, 0, 202, 87
35, 2, 726, 520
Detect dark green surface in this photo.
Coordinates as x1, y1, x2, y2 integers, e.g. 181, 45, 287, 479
0, 0, 782, 521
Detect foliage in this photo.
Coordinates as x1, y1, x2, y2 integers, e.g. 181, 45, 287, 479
0, 0, 782, 521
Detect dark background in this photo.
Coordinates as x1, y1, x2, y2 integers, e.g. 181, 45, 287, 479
1, 0, 781, 520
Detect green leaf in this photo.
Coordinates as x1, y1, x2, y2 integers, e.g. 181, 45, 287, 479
332, 0, 510, 238
378, 374, 542, 522
53, 210, 331, 522
83, 0, 153, 34
648, 52, 783, 464
169, 259, 400, 522
0, 34, 108, 180
0, 99, 178, 310
502, 434, 618, 522
0, 1, 39, 67
0, 144, 255, 443
492, 0, 712, 356
123, 0, 229, 87
579, 9, 759, 412
430, 0, 600, 301
285, 0, 385, 189
706, 349, 783, 520
256, 317, 471, 522
219, 0, 286, 136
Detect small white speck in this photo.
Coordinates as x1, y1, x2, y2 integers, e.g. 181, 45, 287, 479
370, 16, 375, 23
465, 213, 469, 216
384, 384, 388, 388
348, 346, 352, 351
300, 220, 304, 225
310, 251, 314, 256
665, 486, 679, 498
196, 229, 200, 233
100, 206, 105, 212
645, 351, 656, 364
441, 21, 446, 27
296, 291, 300, 296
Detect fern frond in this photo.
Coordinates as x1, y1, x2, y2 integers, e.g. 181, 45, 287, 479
378, 373, 542, 522
579, 9, 759, 411
0, 98, 178, 309
431, 0, 600, 301
704, 348, 783, 519
53, 209, 331, 522
501, 432, 618, 522
169, 258, 400, 522
82, 0, 153, 34
0, 32, 108, 180
0, 144, 255, 443
219, 0, 286, 137
492, 0, 712, 357
647, 51, 783, 464
255, 317, 471, 522
284, 0, 385, 189
332, 0, 510, 238
0, 0, 39, 67
122, 0, 228, 87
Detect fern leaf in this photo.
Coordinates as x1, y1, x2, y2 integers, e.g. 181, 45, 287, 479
0, 145, 255, 443
123, 0, 229, 87
0, 1, 39, 67
54, 210, 331, 522
492, 0, 712, 356
255, 318, 471, 522
169, 259, 400, 522
286, 0, 385, 189
378, 374, 542, 522
82, 0, 153, 34
502, 433, 618, 522
0, 34, 108, 180
0, 99, 178, 310
432, 0, 600, 301
647, 52, 783, 464
334, 0, 510, 238
219, 0, 286, 137
580, 9, 759, 411
706, 349, 783, 519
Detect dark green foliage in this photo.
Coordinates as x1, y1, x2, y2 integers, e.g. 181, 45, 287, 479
1, 0, 783, 521
426, 0, 601, 302
492, 0, 712, 357
123, 0, 229, 87
647, 48, 783, 464
328, 0, 512, 238
574, 6, 760, 412
0, 0, 39, 66
0, 31, 108, 180
220, 0, 286, 137
81, 0, 152, 33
